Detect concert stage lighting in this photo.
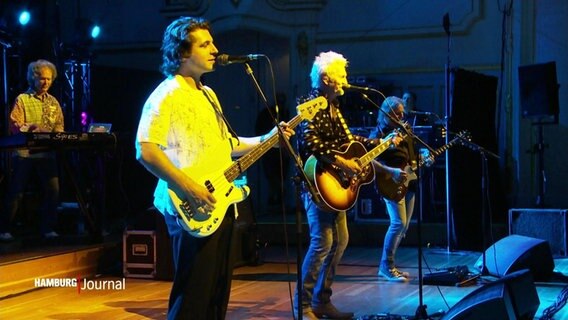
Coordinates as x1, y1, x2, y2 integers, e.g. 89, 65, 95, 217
18, 10, 31, 26
90, 24, 101, 39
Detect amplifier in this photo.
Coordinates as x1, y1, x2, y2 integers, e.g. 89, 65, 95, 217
123, 230, 157, 278
509, 208, 568, 257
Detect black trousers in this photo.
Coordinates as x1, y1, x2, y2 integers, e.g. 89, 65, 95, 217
1, 156, 59, 234
163, 207, 236, 320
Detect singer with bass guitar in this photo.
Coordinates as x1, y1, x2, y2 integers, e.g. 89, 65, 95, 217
294, 51, 402, 320
135, 17, 294, 320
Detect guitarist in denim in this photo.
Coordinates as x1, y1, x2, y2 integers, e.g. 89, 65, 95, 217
369, 96, 427, 282
294, 51, 402, 320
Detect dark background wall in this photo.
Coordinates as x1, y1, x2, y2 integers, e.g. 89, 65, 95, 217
1, 0, 567, 250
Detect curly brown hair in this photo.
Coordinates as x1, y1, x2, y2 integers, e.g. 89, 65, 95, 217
160, 16, 211, 77
27, 59, 57, 87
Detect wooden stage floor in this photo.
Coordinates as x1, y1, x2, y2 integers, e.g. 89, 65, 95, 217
2, 245, 568, 319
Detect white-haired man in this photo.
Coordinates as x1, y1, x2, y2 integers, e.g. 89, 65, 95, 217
294, 51, 402, 319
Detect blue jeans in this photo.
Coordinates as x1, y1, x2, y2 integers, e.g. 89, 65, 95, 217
381, 192, 415, 269
295, 193, 349, 310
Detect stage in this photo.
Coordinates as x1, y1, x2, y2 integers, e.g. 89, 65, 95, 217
2, 241, 568, 319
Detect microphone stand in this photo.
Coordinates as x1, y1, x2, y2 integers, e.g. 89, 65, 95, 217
358, 92, 435, 319
1, 37, 12, 185
1, 40, 9, 135
242, 62, 322, 320
443, 13, 454, 253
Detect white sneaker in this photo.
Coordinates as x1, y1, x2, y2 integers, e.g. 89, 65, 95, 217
0, 232, 15, 241
394, 267, 410, 278
43, 231, 60, 238
379, 267, 409, 282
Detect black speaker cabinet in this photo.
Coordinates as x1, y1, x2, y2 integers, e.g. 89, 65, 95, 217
449, 67, 503, 251
123, 208, 174, 280
441, 269, 539, 320
519, 61, 559, 120
123, 230, 157, 279
509, 208, 568, 257
232, 197, 262, 267
475, 234, 554, 281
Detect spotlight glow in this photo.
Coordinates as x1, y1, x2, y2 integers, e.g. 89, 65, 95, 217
90, 25, 100, 39
18, 11, 31, 26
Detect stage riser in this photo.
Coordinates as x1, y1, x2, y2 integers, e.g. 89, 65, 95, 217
0, 246, 105, 298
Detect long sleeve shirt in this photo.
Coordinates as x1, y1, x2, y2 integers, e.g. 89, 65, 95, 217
297, 89, 379, 165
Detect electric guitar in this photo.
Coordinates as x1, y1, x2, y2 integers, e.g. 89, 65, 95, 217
170, 96, 327, 237
303, 132, 403, 212
376, 130, 471, 201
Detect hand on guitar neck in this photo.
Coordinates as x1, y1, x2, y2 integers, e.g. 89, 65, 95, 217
382, 131, 405, 147
419, 148, 435, 167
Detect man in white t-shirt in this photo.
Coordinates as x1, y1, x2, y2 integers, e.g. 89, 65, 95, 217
135, 17, 293, 320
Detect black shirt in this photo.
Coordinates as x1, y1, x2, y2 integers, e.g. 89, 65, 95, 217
369, 123, 417, 167
297, 89, 378, 164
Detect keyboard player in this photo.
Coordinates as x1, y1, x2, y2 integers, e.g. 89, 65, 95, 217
1, 59, 63, 241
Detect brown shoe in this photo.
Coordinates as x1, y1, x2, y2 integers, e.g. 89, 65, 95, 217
312, 303, 353, 319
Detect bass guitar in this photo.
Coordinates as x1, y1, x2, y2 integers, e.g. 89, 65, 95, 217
170, 96, 328, 237
304, 132, 402, 212
376, 130, 471, 202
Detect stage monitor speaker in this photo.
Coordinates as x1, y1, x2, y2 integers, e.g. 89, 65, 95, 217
519, 61, 559, 120
441, 269, 539, 320
476, 234, 554, 281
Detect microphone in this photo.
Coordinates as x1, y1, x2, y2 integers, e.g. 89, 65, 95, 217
343, 83, 371, 91
407, 110, 432, 116
443, 13, 451, 36
216, 54, 262, 66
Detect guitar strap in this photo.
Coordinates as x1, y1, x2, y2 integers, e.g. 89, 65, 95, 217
407, 134, 418, 167
334, 102, 355, 142
201, 86, 240, 147
201, 86, 241, 219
